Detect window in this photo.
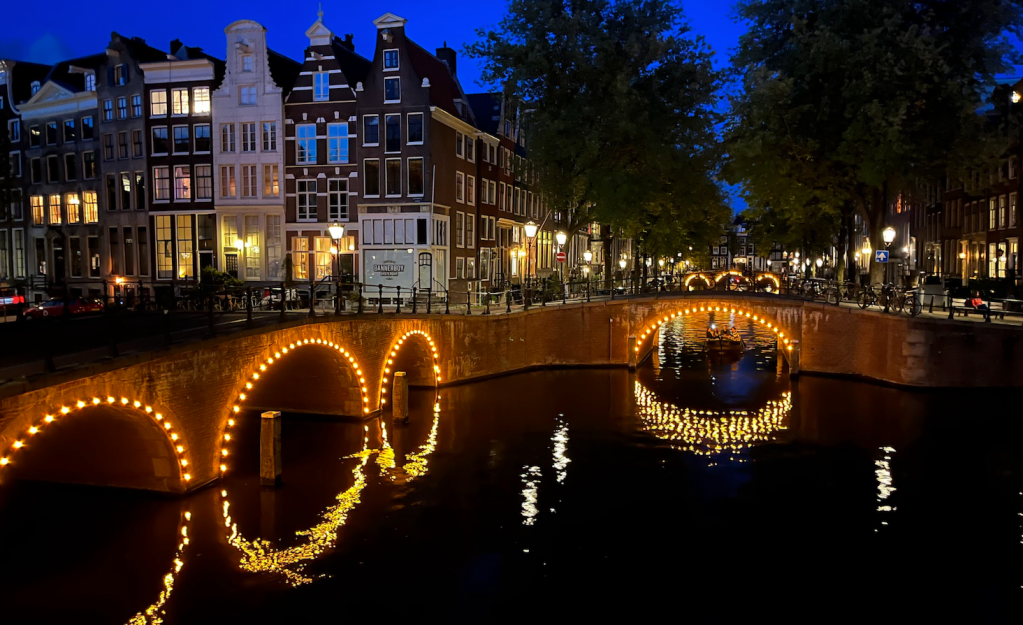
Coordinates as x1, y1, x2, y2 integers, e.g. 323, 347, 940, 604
82, 116, 94, 140
384, 77, 400, 102
85, 74, 96, 92
63, 119, 76, 142
152, 127, 168, 155
9, 151, 19, 178
221, 124, 236, 152
456, 172, 465, 203
123, 227, 135, 276
186, 86, 208, 115
407, 113, 423, 144
173, 126, 189, 154
171, 88, 189, 115
30, 197, 44, 225
292, 237, 309, 280
240, 86, 256, 105
106, 174, 118, 210
131, 94, 142, 117
48, 194, 62, 225
241, 165, 257, 197
408, 157, 424, 196
456, 257, 463, 279
174, 166, 191, 200
455, 211, 464, 247
328, 179, 348, 220
297, 180, 317, 221
262, 122, 277, 151
31, 81, 39, 95
103, 133, 115, 160
120, 173, 132, 211
114, 64, 126, 86
999, 195, 1008, 229
489, 180, 497, 206
296, 124, 316, 163
117, 96, 127, 119
383, 49, 399, 70
222, 215, 239, 263
8, 119, 19, 143
467, 214, 475, 249
241, 54, 254, 72
46, 155, 59, 183
68, 237, 81, 278
314, 72, 329, 101
465, 135, 475, 162
384, 114, 401, 152
245, 215, 261, 278
364, 159, 380, 197
12, 230, 25, 278
241, 122, 256, 152
385, 158, 401, 196
132, 130, 143, 157
30, 158, 41, 184
455, 132, 463, 158
118, 131, 128, 158
64, 154, 77, 181
480, 248, 490, 280
266, 215, 282, 280
29, 125, 40, 147
363, 115, 379, 145
220, 166, 236, 198
151, 90, 168, 116
196, 165, 212, 200
263, 165, 279, 197
45, 122, 57, 145
194, 124, 211, 152
82, 191, 99, 224
103, 99, 114, 121
176, 215, 193, 279
156, 215, 172, 278
327, 123, 348, 163
134, 172, 145, 210
467, 175, 475, 205
1011, 193, 1018, 228
989, 198, 997, 230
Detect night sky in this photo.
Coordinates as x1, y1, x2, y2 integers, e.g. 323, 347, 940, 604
0, 0, 744, 91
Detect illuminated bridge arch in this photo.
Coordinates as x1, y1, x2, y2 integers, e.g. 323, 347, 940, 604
379, 329, 441, 408
634, 302, 795, 358
218, 337, 371, 478
0, 395, 192, 492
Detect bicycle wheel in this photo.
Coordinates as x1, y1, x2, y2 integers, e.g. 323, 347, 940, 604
825, 287, 840, 306
857, 290, 872, 309
903, 294, 922, 317
890, 294, 904, 313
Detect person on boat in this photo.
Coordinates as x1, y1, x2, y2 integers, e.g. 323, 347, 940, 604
706, 324, 719, 339
727, 327, 741, 342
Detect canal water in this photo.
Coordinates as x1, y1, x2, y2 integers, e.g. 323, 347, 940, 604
1, 312, 1021, 623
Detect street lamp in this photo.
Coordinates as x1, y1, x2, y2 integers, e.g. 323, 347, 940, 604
583, 249, 592, 264
524, 221, 538, 239
328, 222, 345, 314
555, 231, 568, 282
619, 257, 627, 270
522, 221, 538, 285
882, 226, 896, 312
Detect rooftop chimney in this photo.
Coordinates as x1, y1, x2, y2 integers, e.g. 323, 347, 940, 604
339, 33, 355, 52
436, 42, 456, 76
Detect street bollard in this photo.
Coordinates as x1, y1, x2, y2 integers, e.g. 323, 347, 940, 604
445, 291, 450, 314
392, 372, 409, 424
947, 294, 955, 320
358, 284, 364, 314
246, 287, 253, 326
466, 290, 472, 315
260, 411, 282, 486
412, 288, 418, 314
308, 287, 317, 318
506, 291, 512, 314
396, 286, 402, 314
280, 282, 287, 322
628, 336, 637, 370
928, 296, 933, 315
378, 285, 384, 314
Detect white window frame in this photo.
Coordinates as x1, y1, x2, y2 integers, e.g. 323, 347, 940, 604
171, 88, 189, 116
363, 115, 379, 146
407, 157, 425, 197
385, 158, 401, 197
383, 76, 400, 103
407, 112, 424, 145
383, 49, 400, 71
297, 179, 317, 222
467, 214, 475, 249
328, 178, 348, 221
456, 171, 465, 204
240, 85, 257, 106
221, 123, 236, 153
455, 211, 465, 248
193, 87, 211, 115
313, 72, 329, 101
467, 175, 475, 206
327, 122, 349, 164
296, 123, 317, 164
384, 114, 401, 154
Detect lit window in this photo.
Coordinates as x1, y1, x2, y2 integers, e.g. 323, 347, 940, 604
171, 88, 189, 115
174, 166, 191, 200
193, 87, 211, 114
151, 90, 168, 116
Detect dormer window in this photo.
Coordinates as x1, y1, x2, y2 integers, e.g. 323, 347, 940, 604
31, 81, 40, 95
85, 73, 96, 91
242, 55, 253, 72
313, 72, 329, 101
383, 49, 399, 70
114, 64, 126, 86
384, 77, 400, 103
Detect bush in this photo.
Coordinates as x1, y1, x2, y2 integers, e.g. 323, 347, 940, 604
199, 266, 243, 290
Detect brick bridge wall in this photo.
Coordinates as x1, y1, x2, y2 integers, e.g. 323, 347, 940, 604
1, 293, 1020, 494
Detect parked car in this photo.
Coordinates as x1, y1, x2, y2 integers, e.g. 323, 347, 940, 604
22, 298, 104, 320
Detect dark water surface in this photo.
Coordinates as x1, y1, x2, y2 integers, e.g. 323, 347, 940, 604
1, 313, 1021, 623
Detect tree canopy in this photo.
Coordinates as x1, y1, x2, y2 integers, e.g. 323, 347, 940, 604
466, 0, 730, 257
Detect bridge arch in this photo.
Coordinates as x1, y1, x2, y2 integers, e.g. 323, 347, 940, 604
0, 395, 192, 492
379, 329, 440, 409
218, 337, 371, 477
634, 302, 795, 358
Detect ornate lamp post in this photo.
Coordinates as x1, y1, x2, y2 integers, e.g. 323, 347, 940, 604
328, 222, 345, 314
882, 226, 896, 312
556, 230, 567, 282
524, 220, 538, 285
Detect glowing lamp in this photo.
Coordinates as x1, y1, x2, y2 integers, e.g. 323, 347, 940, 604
524, 221, 538, 239
883, 226, 896, 245
619, 258, 627, 270
556, 231, 567, 246
583, 250, 593, 263
234, 240, 244, 251
815, 258, 823, 268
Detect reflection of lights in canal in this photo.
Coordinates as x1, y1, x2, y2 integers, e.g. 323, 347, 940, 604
520, 418, 572, 528
126, 510, 191, 625
875, 446, 896, 531
634, 381, 791, 458
220, 397, 443, 586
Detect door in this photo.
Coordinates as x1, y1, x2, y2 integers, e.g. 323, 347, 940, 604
418, 252, 432, 290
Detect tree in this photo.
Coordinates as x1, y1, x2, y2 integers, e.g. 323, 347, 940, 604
726, 0, 1023, 282
467, 0, 731, 278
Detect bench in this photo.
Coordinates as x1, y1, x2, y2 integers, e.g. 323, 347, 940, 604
948, 298, 1023, 323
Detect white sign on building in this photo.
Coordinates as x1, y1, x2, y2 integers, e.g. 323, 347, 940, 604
363, 249, 417, 291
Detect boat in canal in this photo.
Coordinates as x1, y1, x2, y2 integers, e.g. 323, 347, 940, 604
705, 335, 745, 353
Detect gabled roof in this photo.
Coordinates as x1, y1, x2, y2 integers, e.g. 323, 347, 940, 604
406, 39, 473, 123
268, 48, 302, 96
330, 36, 371, 86
166, 40, 225, 87
0, 59, 51, 105
45, 53, 107, 92
466, 92, 501, 135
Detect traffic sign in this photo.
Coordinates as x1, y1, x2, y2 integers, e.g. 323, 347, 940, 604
875, 250, 889, 263
556, 251, 567, 263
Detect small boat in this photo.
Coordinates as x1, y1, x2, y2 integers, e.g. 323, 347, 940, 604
705, 336, 745, 352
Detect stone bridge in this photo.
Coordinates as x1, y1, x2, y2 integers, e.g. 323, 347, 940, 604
1, 292, 1020, 494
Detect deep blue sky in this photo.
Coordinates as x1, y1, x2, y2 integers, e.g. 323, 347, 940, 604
0, 0, 744, 91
